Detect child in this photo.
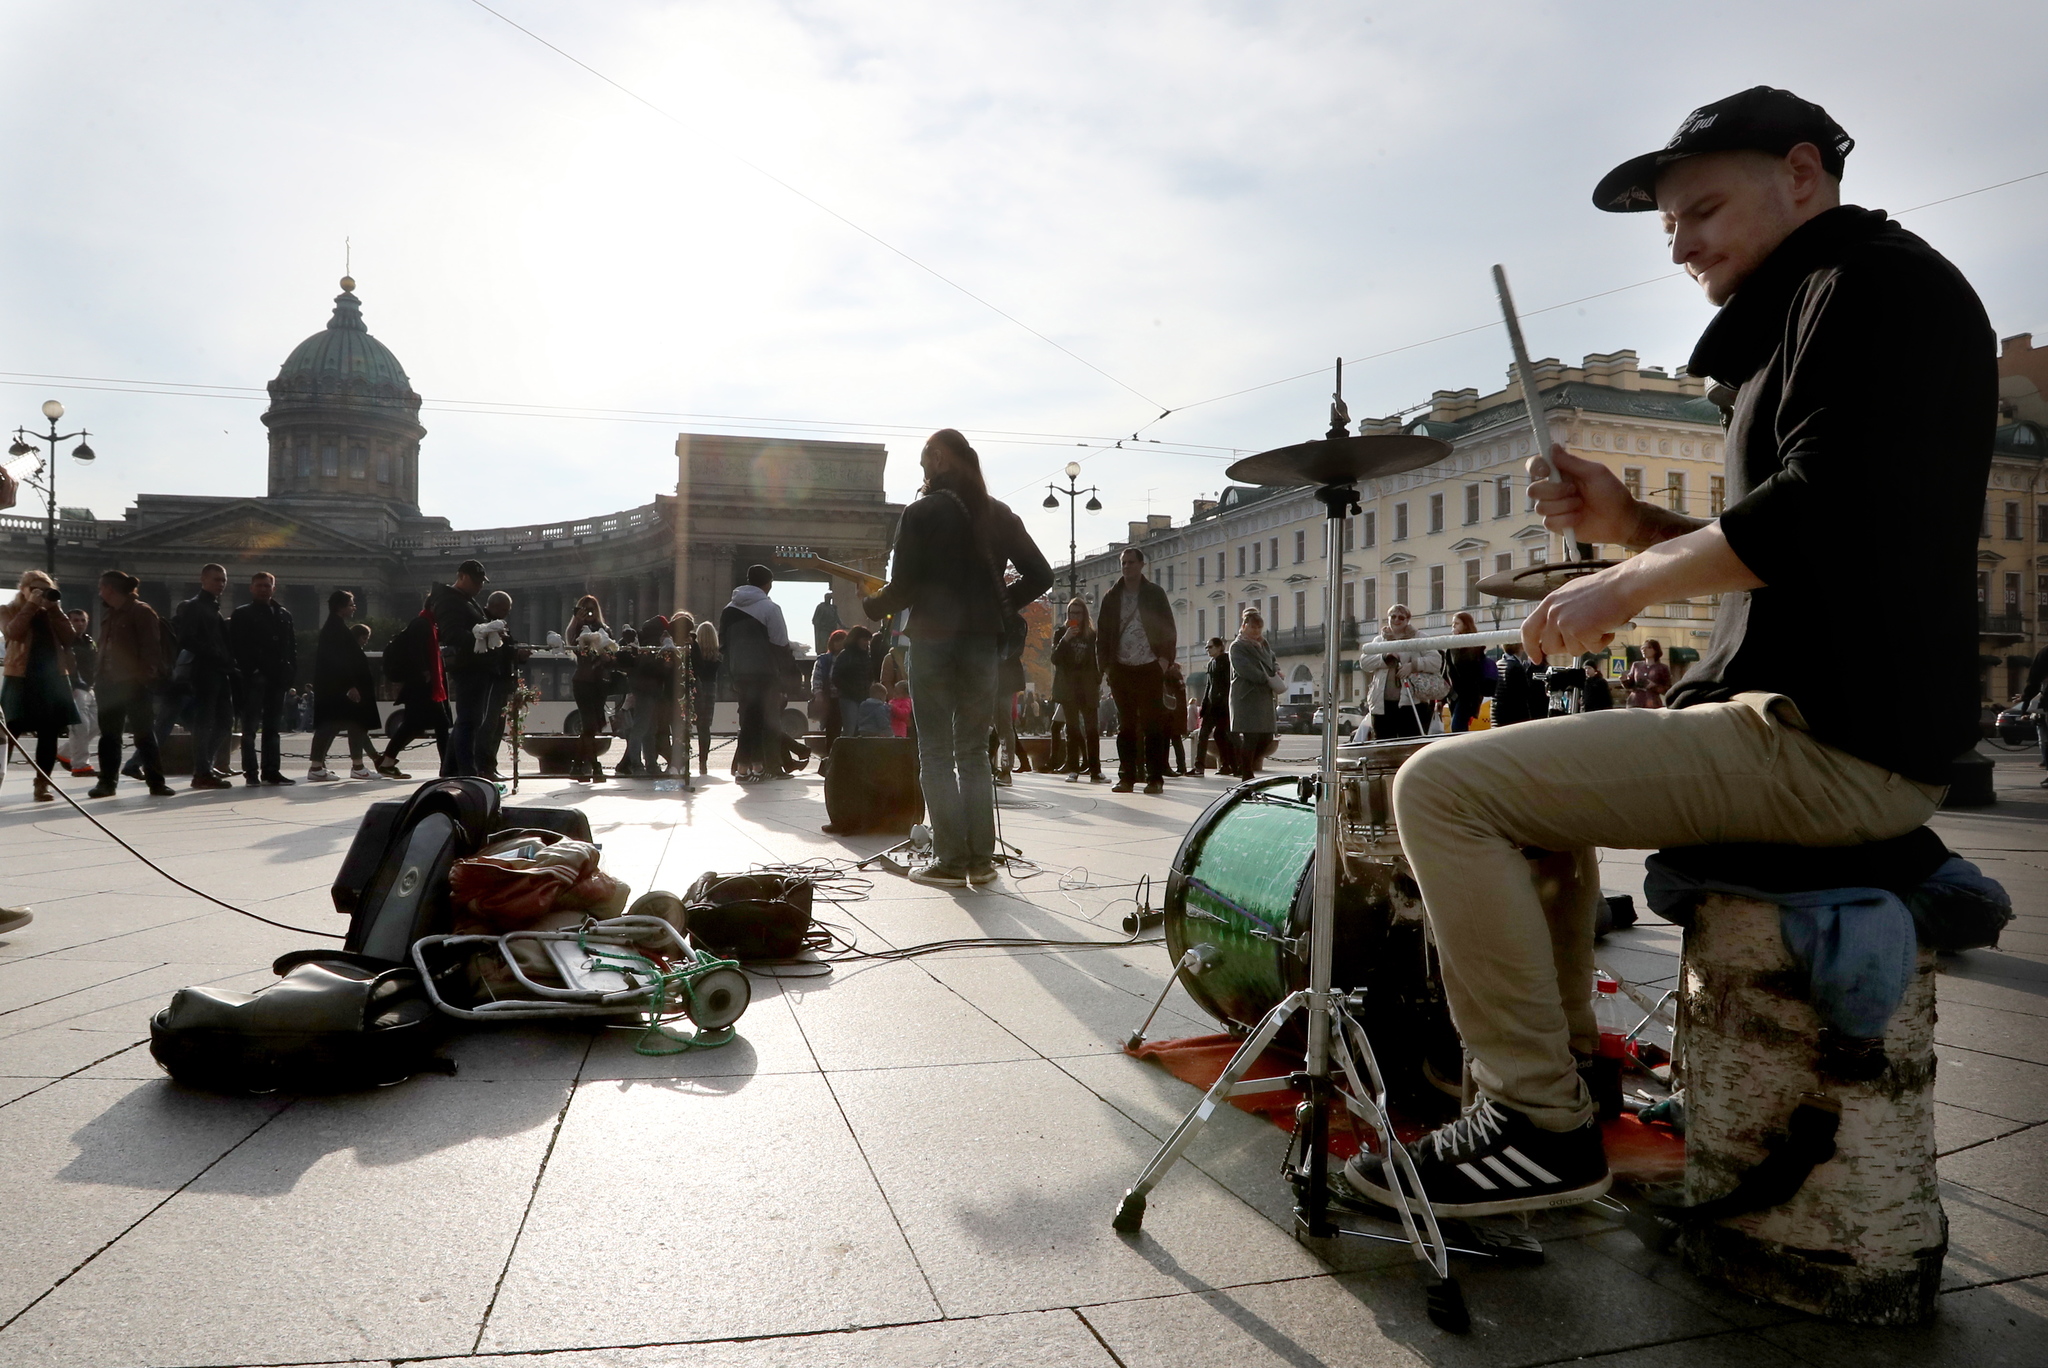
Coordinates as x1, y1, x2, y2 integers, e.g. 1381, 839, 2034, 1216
888, 680, 912, 738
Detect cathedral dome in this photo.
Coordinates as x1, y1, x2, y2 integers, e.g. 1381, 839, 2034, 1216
272, 277, 416, 400
262, 278, 427, 507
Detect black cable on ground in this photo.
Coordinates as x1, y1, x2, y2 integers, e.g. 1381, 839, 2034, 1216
0, 718, 343, 939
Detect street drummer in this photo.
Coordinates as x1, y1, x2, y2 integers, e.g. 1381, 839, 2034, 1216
1344, 86, 1995, 1217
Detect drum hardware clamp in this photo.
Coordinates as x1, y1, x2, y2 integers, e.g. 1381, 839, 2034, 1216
1112, 396, 1489, 1334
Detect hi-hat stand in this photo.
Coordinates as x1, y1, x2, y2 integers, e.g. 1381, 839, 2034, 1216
1109, 367, 1490, 1333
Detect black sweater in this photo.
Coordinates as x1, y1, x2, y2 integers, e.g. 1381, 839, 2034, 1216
1670, 207, 1995, 785
865, 491, 1053, 640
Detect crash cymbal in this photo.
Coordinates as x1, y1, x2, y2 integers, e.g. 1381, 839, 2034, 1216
1476, 559, 1622, 601
1225, 433, 1451, 489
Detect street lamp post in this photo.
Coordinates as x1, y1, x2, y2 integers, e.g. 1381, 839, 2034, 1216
9, 399, 96, 575
1042, 461, 1101, 603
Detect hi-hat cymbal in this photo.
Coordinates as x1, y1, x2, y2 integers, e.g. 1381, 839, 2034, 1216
1226, 433, 1451, 489
1476, 560, 1621, 601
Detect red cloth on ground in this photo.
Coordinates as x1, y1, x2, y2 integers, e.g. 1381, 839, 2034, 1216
1128, 1032, 1684, 1181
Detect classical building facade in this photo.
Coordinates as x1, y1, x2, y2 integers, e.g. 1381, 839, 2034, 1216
0, 279, 901, 669
1059, 350, 1729, 700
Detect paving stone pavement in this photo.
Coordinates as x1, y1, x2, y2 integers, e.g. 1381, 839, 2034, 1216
2, 735, 2047, 1366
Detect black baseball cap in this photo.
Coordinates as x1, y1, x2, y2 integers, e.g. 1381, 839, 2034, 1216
457, 558, 489, 582
1592, 86, 1853, 213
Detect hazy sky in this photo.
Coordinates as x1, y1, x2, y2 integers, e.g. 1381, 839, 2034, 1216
3, 1, 2043, 570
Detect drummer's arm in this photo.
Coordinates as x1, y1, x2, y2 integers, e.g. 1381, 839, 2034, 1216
1525, 525, 1763, 659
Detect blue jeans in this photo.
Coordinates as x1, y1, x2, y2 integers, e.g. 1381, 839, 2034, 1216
445, 670, 494, 777
908, 635, 998, 872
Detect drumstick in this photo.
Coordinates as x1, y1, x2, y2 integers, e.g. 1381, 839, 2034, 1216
1492, 265, 1590, 564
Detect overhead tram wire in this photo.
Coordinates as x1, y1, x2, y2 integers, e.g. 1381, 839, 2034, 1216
463, 0, 1167, 413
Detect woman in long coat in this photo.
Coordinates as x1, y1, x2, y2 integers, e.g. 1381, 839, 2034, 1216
1228, 607, 1280, 779
2, 569, 81, 801
1050, 598, 1103, 782
308, 590, 382, 780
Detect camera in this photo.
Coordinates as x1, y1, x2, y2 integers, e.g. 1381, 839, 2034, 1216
42, 587, 60, 604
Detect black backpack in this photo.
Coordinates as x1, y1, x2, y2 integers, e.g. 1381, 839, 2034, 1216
149, 950, 450, 1094
684, 871, 819, 960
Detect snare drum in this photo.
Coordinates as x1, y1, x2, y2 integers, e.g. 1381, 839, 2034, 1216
1336, 734, 1440, 860
1163, 773, 1461, 1109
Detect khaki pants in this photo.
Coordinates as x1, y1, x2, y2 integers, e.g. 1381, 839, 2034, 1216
1392, 693, 1942, 1130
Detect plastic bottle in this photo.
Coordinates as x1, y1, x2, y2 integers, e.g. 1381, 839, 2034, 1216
1593, 971, 1630, 1060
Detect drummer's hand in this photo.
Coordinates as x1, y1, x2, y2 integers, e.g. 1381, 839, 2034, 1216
1528, 445, 1641, 548
1522, 564, 1636, 662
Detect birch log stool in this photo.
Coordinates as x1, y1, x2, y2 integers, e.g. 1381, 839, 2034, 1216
1679, 892, 1943, 1325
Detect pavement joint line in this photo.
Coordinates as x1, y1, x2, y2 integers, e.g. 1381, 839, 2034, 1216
0, 963, 268, 1043
0, 1038, 150, 1111
1068, 1306, 1133, 1367
0, 1094, 297, 1334
0, 960, 170, 1020
780, 977, 946, 1317
398, 1309, 1067, 1363
467, 1033, 596, 1354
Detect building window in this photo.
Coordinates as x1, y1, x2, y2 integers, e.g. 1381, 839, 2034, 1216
1216, 552, 1226, 582
1495, 552, 1512, 575
1363, 577, 1377, 620
1395, 503, 1409, 540
1197, 608, 1206, 640
1464, 558, 1481, 607
1623, 467, 1643, 499
1196, 557, 1205, 587
1269, 595, 1280, 630
1428, 565, 1445, 613
1494, 476, 1511, 518
1428, 494, 1445, 534
1342, 517, 1355, 552
1237, 545, 1246, 576
295, 439, 313, 478
1294, 529, 1306, 563
1269, 536, 1279, 568
2006, 572, 2022, 618
1978, 569, 1990, 611
1665, 471, 1686, 513
2038, 575, 2048, 621
376, 451, 391, 484
1710, 475, 1726, 515
1394, 572, 1410, 608
1342, 581, 1355, 624
2006, 501, 2022, 540
348, 444, 367, 479
1252, 542, 1261, 573
1294, 590, 1307, 628
1529, 545, 1548, 565
1165, 564, 1175, 592
1363, 511, 1377, 547
321, 442, 338, 477
1464, 484, 1480, 525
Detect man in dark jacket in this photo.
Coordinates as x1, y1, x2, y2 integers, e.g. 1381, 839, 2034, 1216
430, 559, 491, 777
863, 429, 1052, 884
1347, 87, 1994, 1220
1094, 546, 1177, 793
229, 571, 297, 785
175, 562, 237, 789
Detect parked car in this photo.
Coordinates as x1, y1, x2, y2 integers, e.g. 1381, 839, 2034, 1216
1311, 705, 1361, 736
1996, 704, 2039, 747
1275, 703, 1316, 734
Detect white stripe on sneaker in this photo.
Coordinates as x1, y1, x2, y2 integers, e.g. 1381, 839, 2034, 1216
1482, 1155, 1532, 1188
1502, 1146, 1562, 1185
1455, 1162, 1499, 1191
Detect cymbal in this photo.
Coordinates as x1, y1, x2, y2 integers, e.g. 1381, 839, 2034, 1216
1225, 433, 1451, 489
1476, 560, 1621, 601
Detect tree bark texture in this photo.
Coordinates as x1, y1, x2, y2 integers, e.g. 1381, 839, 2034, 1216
1679, 893, 1944, 1325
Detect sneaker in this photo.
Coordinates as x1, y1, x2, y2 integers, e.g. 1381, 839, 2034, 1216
349, 765, 377, 780
1111, 780, 1135, 793
191, 774, 230, 791
908, 863, 969, 888
1341, 1097, 1610, 1219
87, 781, 118, 798
146, 783, 176, 797
262, 774, 296, 786
307, 767, 342, 782
379, 764, 411, 780
966, 864, 999, 885
0, 907, 31, 936
993, 769, 1013, 787
1143, 780, 1164, 795
242, 774, 264, 787
1066, 771, 1081, 783
71, 764, 96, 778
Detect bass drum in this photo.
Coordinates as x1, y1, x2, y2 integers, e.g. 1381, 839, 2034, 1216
1163, 775, 1463, 1110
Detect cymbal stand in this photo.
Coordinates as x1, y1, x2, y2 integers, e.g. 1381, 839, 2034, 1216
1110, 469, 1475, 1334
